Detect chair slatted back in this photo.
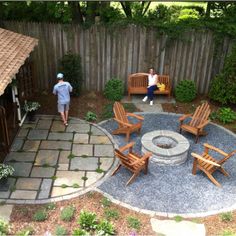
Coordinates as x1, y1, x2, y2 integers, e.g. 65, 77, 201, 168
129, 73, 148, 87
115, 149, 136, 171
158, 75, 170, 88
190, 103, 211, 127
113, 102, 129, 126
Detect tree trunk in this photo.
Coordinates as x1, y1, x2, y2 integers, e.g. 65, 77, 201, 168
85, 1, 99, 24
68, 2, 84, 24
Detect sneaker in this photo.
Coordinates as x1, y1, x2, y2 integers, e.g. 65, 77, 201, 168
150, 101, 153, 106
142, 96, 148, 102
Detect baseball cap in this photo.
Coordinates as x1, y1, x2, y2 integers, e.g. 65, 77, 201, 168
57, 73, 64, 79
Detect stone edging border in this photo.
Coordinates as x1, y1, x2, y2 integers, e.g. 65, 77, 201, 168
96, 111, 236, 218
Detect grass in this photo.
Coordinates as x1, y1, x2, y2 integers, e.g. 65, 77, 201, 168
67, 153, 75, 159
104, 209, 120, 220
174, 215, 183, 222
81, 154, 88, 158
33, 210, 47, 222
45, 202, 56, 211
60, 205, 76, 222
55, 225, 68, 236
101, 197, 112, 208
220, 230, 236, 236
72, 183, 80, 188
82, 176, 88, 181
96, 168, 104, 173
61, 184, 68, 188
127, 216, 141, 231
50, 176, 57, 180
220, 212, 233, 222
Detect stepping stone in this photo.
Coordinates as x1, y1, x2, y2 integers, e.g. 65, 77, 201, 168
35, 150, 59, 166
100, 157, 114, 171
94, 145, 114, 157
22, 123, 36, 129
9, 163, 32, 177
17, 129, 29, 138
16, 178, 41, 190
51, 186, 82, 197
70, 157, 99, 171
38, 179, 52, 199
150, 218, 206, 236
10, 139, 24, 151
23, 140, 40, 152
59, 151, 70, 164
40, 141, 71, 150
90, 136, 111, 144
36, 119, 52, 129
28, 129, 48, 140
48, 132, 73, 141
85, 172, 103, 186
72, 144, 93, 156
5, 152, 36, 162
51, 121, 65, 132
73, 134, 89, 144
0, 178, 16, 199
38, 179, 53, 199
0, 205, 13, 222
58, 164, 69, 171
66, 123, 90, 133
91, 126, 105, 136
31, 167, 55, 178
53, 170, 84, 186
10, 190, 37, 200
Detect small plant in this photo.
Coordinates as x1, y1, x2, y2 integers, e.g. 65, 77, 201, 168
210, 111, 218, 121
174, 215, 183, 222
127, 216, 141, 231
82, 176, 88, 181
42, 163, 50, 168
96, 168, 104, 174
0, 164, 14, 179
78, 210, 98, 231
16, 226, 34, 236
33, 209, 48, 221
87, 131, 93, 135
101, 197, 111, 208
46, 202, 56, 211
61, 184, 68, 188
0, 218, 9, 235
104, 78, 124, 101
55, 225, 68, 236
60, 205, 76, 222
102, 103, 114, 119
72, 183, 80, 188
81, 155, 88, 158
220, 212, 233, 222
217, 108, 236, 124
96, 219, 115, 235
220, 230, 236, 236
51, 176, 57, 180
72, 228, 90, 236
67, 153, 76, 159
23, 101, 40, 112
85, 111, 97, 122
175, 80, 197, 102
104, 209, 120, 220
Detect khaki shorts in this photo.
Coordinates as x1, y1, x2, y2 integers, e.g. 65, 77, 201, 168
58, 103, 70, 113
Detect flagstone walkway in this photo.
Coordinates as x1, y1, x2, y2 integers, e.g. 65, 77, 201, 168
0, 115, 116, 204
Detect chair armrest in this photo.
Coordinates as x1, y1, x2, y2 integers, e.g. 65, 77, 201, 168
131, 152, 152, 165
191, 152, 220, 167
126, 113, 144, 120
119, 142, 135, 152
203, 143, 228, 157
179, 114, 192, 122
114, 118, 132, 128
197, 120, 210, 129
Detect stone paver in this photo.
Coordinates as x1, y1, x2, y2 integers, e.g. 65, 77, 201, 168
36, 119, 52, 129
5, 152, 36, 162
70, 157, 98, 171
51, 187, 82, 197
0, 205, 13, 222
91, 126, 105, 135
17, 129, 29, 137
73, 133, 89, 144
66, 123, 90, 133
22, 123, 36, 129
16, 178, 41, 190
58, 164, 69, 171
11, 190, 37, 200
51, 121, 65, 132
23, 140, 40, 152
48, 132, 73, 141
72, 144, 93, 156
59, 151, 70, 164
136, 103, 163, 112
9, 163, 32, 177
94, 145, 114, 157
0, 178, 16, 199
31, 167, 55, 178
40, 141, 71, 150
28, 129, 48, 140
90, 136, 111, 144
38, 179, 53, 199
85, 172, 104, 186
54, 170, 84, 186
10, 139, 24, 151
35, 150, 59, 166
100, 157, 114, 171
150, 218, 206, 236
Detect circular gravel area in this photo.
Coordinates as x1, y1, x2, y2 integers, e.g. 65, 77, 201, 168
98, 113, 236, 216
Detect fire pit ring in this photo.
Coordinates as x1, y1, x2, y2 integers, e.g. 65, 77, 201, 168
141, 130, 190, 165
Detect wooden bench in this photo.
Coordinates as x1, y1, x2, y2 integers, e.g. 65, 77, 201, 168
128, 73, 171, 100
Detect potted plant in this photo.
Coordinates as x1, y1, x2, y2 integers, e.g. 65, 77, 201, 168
0, 164, 14, 191
23, 101, 41, 121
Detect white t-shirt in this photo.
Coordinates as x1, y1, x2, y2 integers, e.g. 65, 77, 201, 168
148, 74, 157, 86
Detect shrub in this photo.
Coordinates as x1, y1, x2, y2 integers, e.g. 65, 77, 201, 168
174, 215, 183, 222
72, 228, 90, 236
104, 209, 120, 220
33, 209, 48, 221
100, 197, 112, 208
218, 107, 236, 124
127, 216, 141, 230
78, 211, 98, 231
60, 205, 76, 221
104, 78, 124, 101
59, 52, 83, 96
96, 220, 115, 235
175, 80, 197, 102
85, 111, 97, 122
55, 225, 68, 236
0, 219, 9, 235
220, 212, 233, 222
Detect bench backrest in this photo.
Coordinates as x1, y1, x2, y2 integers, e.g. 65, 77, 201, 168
158, 75, 170, 88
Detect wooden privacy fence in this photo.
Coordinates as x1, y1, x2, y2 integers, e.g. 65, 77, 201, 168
2, 21, 235, 94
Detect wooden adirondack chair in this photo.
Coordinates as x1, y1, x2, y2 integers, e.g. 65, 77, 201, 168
191, 143, 236, 187
112, 102, 144, 141
112, 142, 152, 186
179, 102, 211, 143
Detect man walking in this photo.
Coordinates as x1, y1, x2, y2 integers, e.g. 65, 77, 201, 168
53, 73, 73, 126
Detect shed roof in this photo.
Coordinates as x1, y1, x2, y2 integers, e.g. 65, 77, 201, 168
0, 28, 38, 96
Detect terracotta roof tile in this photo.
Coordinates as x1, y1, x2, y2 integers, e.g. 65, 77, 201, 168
0, 28, 38, 96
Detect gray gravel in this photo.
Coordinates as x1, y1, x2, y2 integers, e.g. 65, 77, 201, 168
98, 113, 236, 214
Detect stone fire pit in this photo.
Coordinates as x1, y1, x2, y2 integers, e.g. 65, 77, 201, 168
141, 130, 190, 165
